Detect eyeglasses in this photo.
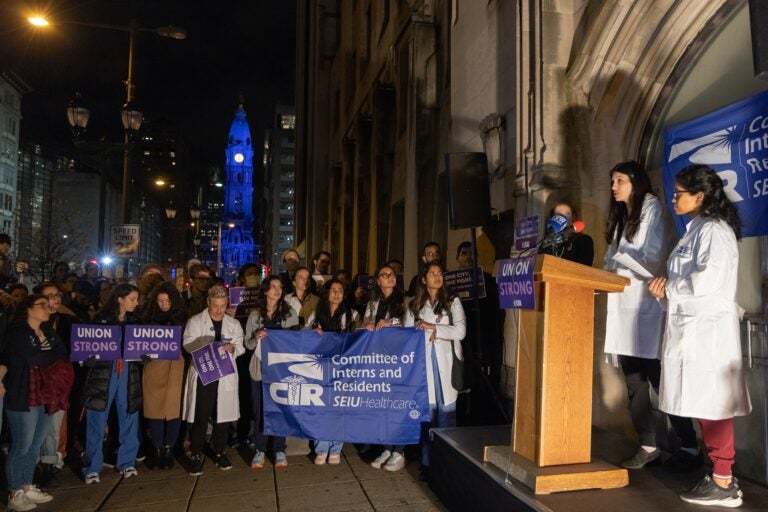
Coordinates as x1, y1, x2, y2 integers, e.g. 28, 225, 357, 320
317, 258, 330, 264
32, 301, 49, 308
43, 293, 63, 300
424, 251, 440, 258
378, 272, 395, 279
672, 189, 692, 199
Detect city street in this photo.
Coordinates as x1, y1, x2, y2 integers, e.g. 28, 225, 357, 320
28, 445, 445, 512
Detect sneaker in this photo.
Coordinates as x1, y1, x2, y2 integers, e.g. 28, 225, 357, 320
371, 450, 391, 469
621, 447, 661, 469
7, 490, 36, 511
314, 453, 327, 465
188, 454, 204, 476
214, 452, 232, 470
120, 466, 138, 479
54, 452, 65, 470
162, 445, 175, 470
383, 452, 406, 472
23, 486, 53, 504
664, 449, 701, 472
274, 451, 288, 468
251, 450, 266, 470
680, 475, 743, 508
84, 472, 100, 485
328, 454, 341, 465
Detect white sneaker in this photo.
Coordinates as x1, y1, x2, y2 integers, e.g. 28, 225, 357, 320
54, 452, 65, 470
383, 452, 406, 472
120, 466, 138, 478
84, 472, 100, 485
371, 450, 392, 469
24, 486, 53, 504
7, 490, 36, 511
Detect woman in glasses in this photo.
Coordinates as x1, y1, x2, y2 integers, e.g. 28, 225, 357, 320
244, 276, 298, 470
405, 261, 466, 481
649, 165, 751, 507
364, 264, 408, 472
306, 278, 360, 465
1, 294, 70, 511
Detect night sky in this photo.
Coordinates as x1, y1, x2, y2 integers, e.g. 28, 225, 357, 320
0, 0, 296, 185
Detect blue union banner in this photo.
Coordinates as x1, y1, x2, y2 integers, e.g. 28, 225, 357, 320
664, 88, 768, 238
261, 328, 428, 445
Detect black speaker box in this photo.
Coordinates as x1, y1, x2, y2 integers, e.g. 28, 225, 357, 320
445, 152, 491, 229
749, 0, 768, 80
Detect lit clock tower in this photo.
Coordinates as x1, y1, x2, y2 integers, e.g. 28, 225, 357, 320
220, 101, 256, 275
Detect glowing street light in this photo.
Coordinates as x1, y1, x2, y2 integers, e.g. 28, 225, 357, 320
28, 16, 49, 27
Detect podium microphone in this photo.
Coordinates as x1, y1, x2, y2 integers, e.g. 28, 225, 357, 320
539, 220, 586, 250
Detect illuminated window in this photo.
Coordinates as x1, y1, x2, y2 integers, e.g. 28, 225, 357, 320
280, 115, 296, 130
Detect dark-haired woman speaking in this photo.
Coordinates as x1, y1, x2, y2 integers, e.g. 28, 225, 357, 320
649, 165, 751, 507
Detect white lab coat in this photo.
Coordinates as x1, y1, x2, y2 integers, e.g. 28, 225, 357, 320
658, 217, 751, 420
244, 308, 299, 381
304, 309, 360, 332
603, 194, 673, 359
182, 310, 245, 423
362, 298, 407, 325
404, 297, 466, 407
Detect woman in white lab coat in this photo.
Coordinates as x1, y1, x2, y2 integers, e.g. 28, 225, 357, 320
182, 285, 245, 475
649, 165, 750, 507
404, 261, 466, 480
603, 161, 697, 470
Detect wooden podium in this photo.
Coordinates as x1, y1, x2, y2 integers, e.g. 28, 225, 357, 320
484, 255, 631, 494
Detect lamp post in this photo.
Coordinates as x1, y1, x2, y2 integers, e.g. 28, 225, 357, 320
190, 204, 201, 259
31, 15, 186, 224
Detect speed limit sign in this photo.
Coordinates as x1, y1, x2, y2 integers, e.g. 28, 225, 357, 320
111, 224, 140, 258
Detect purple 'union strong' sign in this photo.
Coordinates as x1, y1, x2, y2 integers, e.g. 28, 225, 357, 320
123, 325, 181, 361
70, 324, 122, 362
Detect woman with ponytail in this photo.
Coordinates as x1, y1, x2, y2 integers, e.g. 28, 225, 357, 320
649, 164, 751, 508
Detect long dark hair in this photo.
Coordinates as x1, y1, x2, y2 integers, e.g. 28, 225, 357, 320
99, 283, 139, 322
605, 161, 654, 244
142, 281, 187, 325
312, 278, 355, 332
675, 165, 742, 239
409, 262, 455, 321
11, 293, 46, 328
370, 264, 404, 320
255, 275, 292, 323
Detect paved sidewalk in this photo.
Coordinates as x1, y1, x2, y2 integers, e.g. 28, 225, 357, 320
20, 445, 447, 511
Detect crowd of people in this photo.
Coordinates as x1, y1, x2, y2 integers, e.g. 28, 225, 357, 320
0, 241, 470, 511
0, 161, 752, 509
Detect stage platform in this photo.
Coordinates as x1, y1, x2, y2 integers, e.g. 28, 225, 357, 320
429, 425, 768, 511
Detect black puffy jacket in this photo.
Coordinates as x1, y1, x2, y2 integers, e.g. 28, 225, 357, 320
80, 313, 143, 413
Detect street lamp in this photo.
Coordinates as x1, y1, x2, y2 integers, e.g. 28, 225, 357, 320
31, 15, 186, 225
66, 92, 89, 141
192, 237, 201, 258
165, 203, 177, 219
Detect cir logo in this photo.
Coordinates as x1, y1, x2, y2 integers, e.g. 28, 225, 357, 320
409, 409, 421, 420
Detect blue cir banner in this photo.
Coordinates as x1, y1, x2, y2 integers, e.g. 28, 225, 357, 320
664, 88, 768, 238
261, 328, 428, 445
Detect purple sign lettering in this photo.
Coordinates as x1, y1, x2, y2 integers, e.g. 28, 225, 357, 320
70, 324, 122, 362
192, 342, 237, 385
443, 266, 487, 301
497, 256, 536, 309
123, 325, 181, 361
515, 215, 540, 251
229, 287, 259, 307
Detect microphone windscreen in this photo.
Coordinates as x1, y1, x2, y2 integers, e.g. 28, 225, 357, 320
546, 214, 569, 234
572, 220, 586, 233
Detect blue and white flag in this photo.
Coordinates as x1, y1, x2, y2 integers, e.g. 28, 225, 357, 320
261, 328, 428, 445
664, 88, 768, 238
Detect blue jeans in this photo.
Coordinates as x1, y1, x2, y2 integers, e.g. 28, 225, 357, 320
250, 379, 286, 453
421, 343, 456, 467
40, 409, 65, 464
83, 364, 139, 474
5, 406, 51, 491
315, 440, 343, 456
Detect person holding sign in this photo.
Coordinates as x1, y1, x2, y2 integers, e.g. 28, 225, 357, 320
603, 161, 698, 471
81, 284, 142, 485
244, 276, 298, 470
306, 278, 361, 465
364, 264, 408, 472
648, 165, 751, 508
1, 294, 70, 511
285, 266, 318, 328
182, 285, 244, 476
405, 262, 466, 481
140, 282, 187, 470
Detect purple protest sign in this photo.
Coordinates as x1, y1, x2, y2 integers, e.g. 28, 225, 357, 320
192, 342, 237, 385
443, 266, 487, 300
70, 324, 122, 362
229, 287, 259, 307
123, 325, 181, 361
497, 256, 536, 309
515, 215, 539, 251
